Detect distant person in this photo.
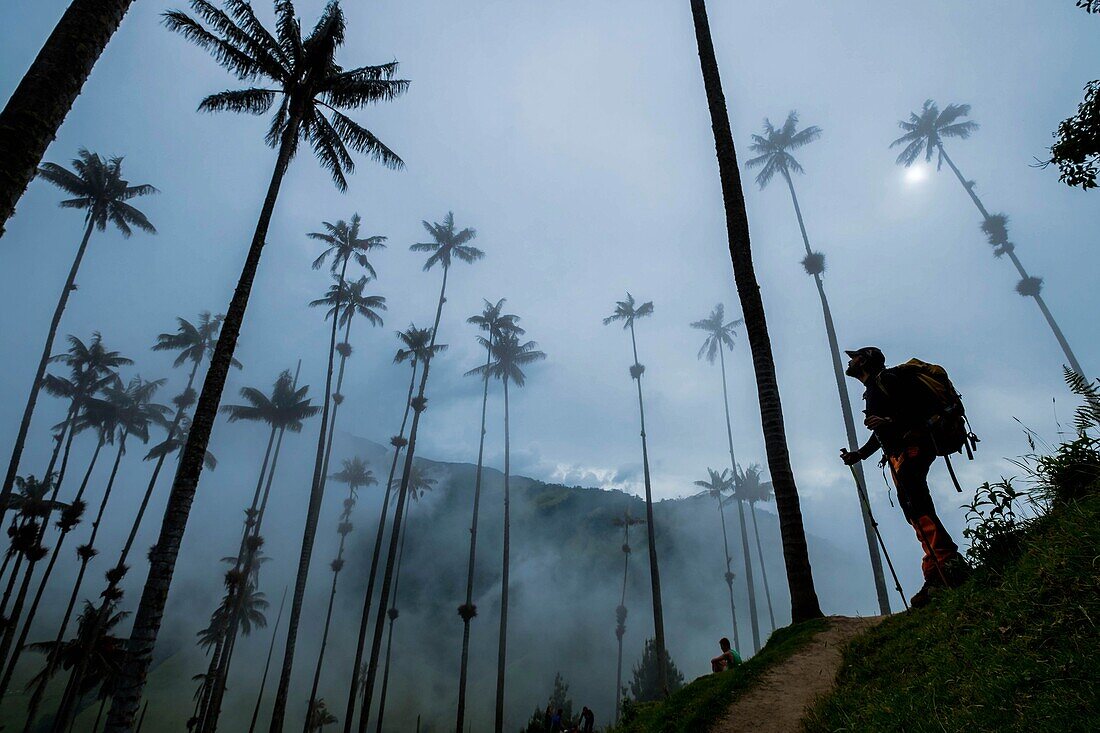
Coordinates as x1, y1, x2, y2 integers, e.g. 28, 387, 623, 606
579, 705, 595, 733
550, 708, 563, 733
710, 636, 742, 672
840, 346, 970, 608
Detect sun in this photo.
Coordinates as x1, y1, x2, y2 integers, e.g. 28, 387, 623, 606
905, 165, 930, 185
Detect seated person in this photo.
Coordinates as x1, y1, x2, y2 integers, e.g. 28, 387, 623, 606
710, 636, 742, 672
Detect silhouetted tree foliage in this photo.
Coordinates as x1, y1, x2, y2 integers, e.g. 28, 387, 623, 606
629, 638, 684, 703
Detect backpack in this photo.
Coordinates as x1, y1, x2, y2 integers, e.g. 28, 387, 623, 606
883, 359, 978, 460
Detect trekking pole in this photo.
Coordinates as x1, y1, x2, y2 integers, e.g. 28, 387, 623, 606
847, 464, 908, 611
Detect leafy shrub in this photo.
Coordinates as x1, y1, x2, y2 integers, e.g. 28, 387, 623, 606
962, 479, 1027, 572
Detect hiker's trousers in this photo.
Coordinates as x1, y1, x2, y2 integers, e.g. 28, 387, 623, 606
888, 445, 959, 582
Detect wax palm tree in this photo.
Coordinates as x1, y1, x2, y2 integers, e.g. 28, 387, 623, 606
354, 214, 481, 731
15, 406, 114, 729
199, 370, 318, 733
891, 99, 1084, 375
733, 465, 776, 630
468, 332, 546, 731
310, 214, 387, 279
303, 459, 378, 726
1, 151, 155, 524
104, 313, 234, 592
374, 465, 434, 733
109, 3, 407, 724
192, 548, 271, 733
307, 699, 337, 732
603, 293, 669, 694
612, 509, 644, 725
343, 327, 445, 731
0, 0, 143, 235
455, 299, 523, 732
277, 272, 385, 731
689, 304, 764, 649
692, 468, 743, 650
48, 377, 169, 729
747, 113, 892, 615
38, 332, 130, 509
687, 0, 821, 623
248, 587, 287, 733
26, 602, 129, 722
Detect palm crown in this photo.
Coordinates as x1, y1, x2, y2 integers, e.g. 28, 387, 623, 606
394, 324, 447, 365
466, 332, 546, 387
310, 275, 386, 327
331, 456, 377, 496
468, 298, 524, 340
603, 293, 654, 329
153, 312, 238, 369
44, 334, 130, 412
733, 464, 769, 503
694, 467, 735, 499
309, 213, 387, 277
410, 211, 484, 271
745, 111, 822, 188
84, 376, 171, 446
690, 303, 743, 363
36, 149, 157, 236
163, 0, 408, 190
891, 99, 979, 168
220, 369, 320, 432
401, 464, 437, 503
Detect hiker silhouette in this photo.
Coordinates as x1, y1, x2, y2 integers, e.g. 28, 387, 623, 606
840, 347, 971, 608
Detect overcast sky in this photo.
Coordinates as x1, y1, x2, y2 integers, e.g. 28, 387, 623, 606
1, 0, 1098, 606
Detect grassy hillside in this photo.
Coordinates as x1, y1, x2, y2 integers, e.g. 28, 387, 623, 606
806, 489, 1099, 731
612, 617, 828, 733
609, 429, 1100, 733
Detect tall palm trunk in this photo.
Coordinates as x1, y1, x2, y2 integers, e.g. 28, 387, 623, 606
249, 587, 287, 733
935, 143, 1083, 375
342, 363, 417, 733
106, 115, 305, 733
374, 500, 412, 733
493, 377, 513, 732
113, 358, 203, 582
0, 0, 138, 236
613, 522, 631, 726
732, 498, 758, 652
689, 0, 821, 622
1, 218, 95, 524
52, 432, 129, 732
0, 403, 80, 689
782, 172, 891, 615
0, 416, 79, 694
748, 502, 775, 629
20, 437, 105, 733
357, 267, 449, 731
455, 334, 495, 732
627, 322, 668, 696
196, 419, 283, 733
268, 258, 348, 733
712, 489, 740, 652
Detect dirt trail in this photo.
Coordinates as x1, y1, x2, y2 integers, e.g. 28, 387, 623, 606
711, 615, 884, 733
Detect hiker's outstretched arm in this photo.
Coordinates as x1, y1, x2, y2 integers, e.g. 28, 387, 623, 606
857, 433, 880, 459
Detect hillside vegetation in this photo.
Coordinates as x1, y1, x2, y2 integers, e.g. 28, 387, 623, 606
612, 413, 1100, 733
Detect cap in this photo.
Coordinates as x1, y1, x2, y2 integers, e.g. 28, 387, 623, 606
844, 346, 885, 364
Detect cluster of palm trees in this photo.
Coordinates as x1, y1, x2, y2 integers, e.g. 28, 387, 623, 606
0, 2, 831, 730
0, 314, 228, 732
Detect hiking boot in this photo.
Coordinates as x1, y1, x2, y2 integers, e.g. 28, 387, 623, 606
909, 581, 941, 609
